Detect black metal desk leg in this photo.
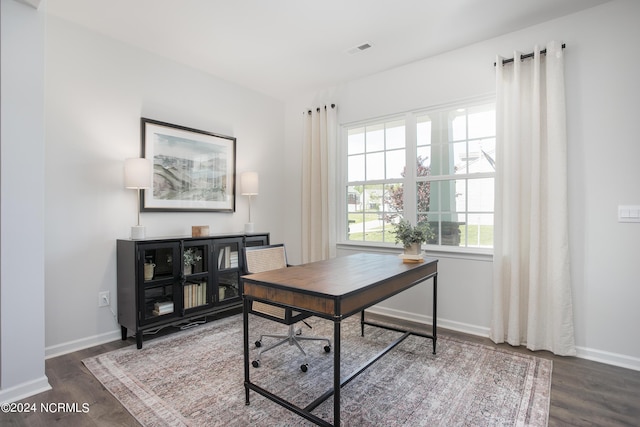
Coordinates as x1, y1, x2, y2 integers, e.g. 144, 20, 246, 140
243, 298, 251, 405
360, 310, 365, 337
432, 274, 438, 354
334, 318, 341, 427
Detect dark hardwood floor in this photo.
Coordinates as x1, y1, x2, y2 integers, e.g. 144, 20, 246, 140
2, 315, 639, 426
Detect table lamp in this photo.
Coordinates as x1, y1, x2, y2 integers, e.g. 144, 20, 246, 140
241, 172, 259, 233
124, 158, 151, 239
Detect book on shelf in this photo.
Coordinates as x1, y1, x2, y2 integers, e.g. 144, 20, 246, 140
218, 246, 238, 269
153, 301, 174, 315
184, 281, 207, 309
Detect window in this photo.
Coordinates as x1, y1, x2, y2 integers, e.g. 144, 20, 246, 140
346, 119, 405, 243
343, 99, 495, 250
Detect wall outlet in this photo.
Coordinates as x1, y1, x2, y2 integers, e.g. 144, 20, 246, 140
99, 291, 110, 307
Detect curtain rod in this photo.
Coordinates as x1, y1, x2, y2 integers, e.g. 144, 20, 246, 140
306, 104, 336, 115
494, 43, 566, 67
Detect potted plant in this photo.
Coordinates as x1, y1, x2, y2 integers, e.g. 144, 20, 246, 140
393, 219, 433, 255
183, 248, 202, 275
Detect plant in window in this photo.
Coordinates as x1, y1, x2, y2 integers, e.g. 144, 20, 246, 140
393, 218, 433, 253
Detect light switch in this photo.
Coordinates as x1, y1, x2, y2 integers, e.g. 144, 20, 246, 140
618, 205, 640, 223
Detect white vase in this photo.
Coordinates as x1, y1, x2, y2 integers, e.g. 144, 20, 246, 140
404, 242, 422, 255
144, 263, 155, 281
184, 264, 192, 275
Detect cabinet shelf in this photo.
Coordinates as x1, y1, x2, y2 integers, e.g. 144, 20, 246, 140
117, 232, 269, 348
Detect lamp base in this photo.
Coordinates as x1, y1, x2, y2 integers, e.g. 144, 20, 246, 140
244, 223, 254, 233
131, 225, 146, 240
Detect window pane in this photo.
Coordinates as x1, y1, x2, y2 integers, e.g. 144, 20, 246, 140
420, 213, 439, 245
468, 138, 496, 173
430, 179, 463, 213
386, 120, 405, 150
468, 105, 496, 139
386, 149, 405, 179
383, 183, 403, 219
450, 110, 466, 141
348, 128, 365, 155
417, 146, 431, 176
454, 179, 466, 213
366, 152, 384, 180
347, 186, 362, 211
348, 154, 365, 182
381, 183, 402, 243
461, 213, 494, 248
358, 185, 385, 242
416, 181, 432, 213
366, 124, 384, 152
467, 178, 494, 212
426, 143, 441, 175
451, 141, 466, 175
347, 185, 364, 241
441, 213, 465, 246
417, 115, 431, 146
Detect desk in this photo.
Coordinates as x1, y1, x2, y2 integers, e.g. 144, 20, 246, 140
242, 253, 438, 427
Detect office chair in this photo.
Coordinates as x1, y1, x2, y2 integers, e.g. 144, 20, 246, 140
243, 244, 331, 372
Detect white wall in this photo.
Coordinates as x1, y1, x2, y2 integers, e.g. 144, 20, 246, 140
0, 0, 51, 402
43, 15, 286, 356
284, 0, 640, 370
3, 0, 639, 404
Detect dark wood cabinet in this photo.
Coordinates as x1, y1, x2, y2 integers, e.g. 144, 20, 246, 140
117, 232, 269, 348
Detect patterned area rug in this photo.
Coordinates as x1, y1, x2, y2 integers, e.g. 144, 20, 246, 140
83, 314, 551, 426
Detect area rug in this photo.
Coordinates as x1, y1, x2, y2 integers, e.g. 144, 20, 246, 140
83, 314, 551, 426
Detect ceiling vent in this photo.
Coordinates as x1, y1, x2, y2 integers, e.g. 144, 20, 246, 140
346, 42, 372, 56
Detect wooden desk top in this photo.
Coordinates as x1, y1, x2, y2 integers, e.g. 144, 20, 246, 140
242, 253, 437, 319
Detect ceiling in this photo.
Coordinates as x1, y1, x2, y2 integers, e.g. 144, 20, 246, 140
45, 0, 610, 101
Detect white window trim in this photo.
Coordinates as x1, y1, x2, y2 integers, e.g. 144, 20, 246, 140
337, 95, 496, 256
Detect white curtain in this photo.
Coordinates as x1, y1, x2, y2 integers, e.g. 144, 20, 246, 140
301, 105, 337, 263
491, 41, 576, 355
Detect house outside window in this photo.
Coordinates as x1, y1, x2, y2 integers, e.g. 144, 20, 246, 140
342, 98, 495, 251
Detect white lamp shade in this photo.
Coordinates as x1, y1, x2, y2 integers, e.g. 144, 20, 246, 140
241, 172, 259, 195
124, 158, 152, 189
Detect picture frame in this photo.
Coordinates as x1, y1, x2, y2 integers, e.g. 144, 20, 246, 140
140, 118, 236, 212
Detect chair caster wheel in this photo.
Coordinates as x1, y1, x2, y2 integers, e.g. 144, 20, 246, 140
252, 360, 260, 368
300, 363, 308, 372
255, 340, 262, 348
324, 345, 331, 353
295, 328, 302, 336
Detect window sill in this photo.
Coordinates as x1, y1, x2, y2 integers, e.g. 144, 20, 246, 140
336, 241, 493, 262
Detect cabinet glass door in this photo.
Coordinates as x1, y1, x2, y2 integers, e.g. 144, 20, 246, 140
214, 239, 242, 303
143, 284, 176, 321
182, 240, 212, 311
138, 242, 180, 324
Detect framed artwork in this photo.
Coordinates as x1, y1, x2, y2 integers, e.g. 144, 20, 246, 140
140, 118, 236, 212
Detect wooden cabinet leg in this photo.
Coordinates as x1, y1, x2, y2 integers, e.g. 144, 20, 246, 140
121, 326, 127, 341
136, 334, 143, 349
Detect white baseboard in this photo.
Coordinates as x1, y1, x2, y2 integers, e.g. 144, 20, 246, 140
45, 329, 122, 359
576, 345, 640, 372
367, 306, 640, 372
0, 375, 51, 404
366, 306, 490, 337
